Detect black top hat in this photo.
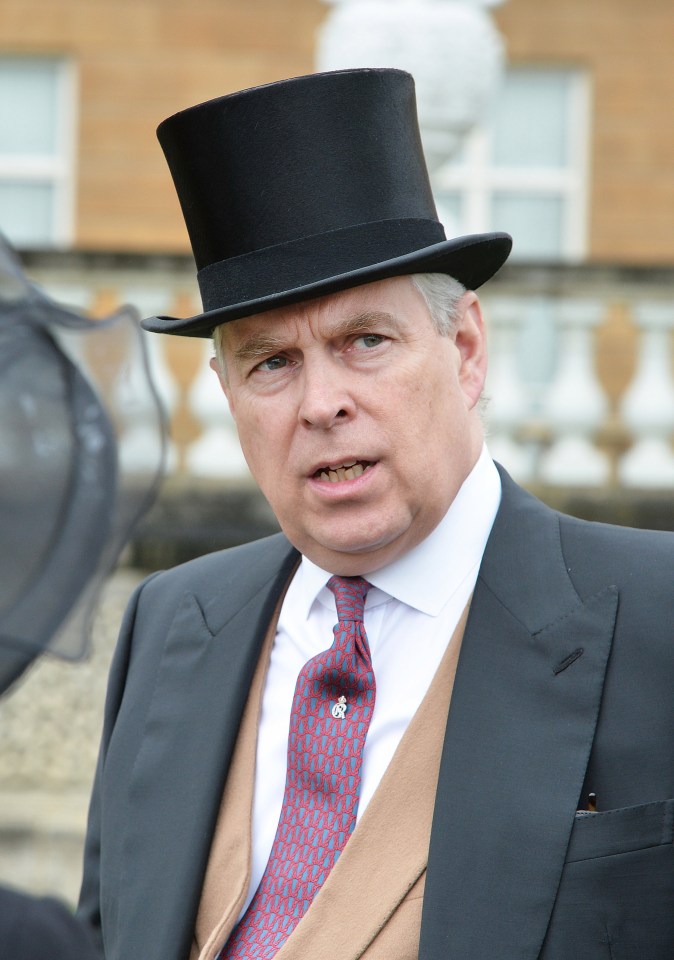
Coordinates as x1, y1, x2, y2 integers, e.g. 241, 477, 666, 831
142, 68, 512, 339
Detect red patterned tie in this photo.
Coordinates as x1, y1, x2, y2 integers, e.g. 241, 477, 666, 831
220, 575, 375, 960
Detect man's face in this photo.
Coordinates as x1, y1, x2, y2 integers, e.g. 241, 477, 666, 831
213, 276, 487, 575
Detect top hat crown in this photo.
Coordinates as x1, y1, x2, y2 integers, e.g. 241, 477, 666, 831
142, 68, 511, 338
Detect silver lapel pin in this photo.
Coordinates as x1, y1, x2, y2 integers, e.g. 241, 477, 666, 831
331, 695, 347, 719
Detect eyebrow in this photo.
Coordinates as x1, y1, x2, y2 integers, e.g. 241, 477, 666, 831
230, 334, 290, 368
331, 311, 400, 337
229, 310, 401, 368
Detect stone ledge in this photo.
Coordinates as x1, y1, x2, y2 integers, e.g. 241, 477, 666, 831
129, 479, 673, 571
18, 249, 674, 292
0, 793, 91, 906
527, 484, 674, 534
128, 478, 281, 570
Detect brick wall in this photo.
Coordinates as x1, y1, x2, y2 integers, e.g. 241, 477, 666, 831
0, 0, 324, 251
494, 0, 674, 263
2, 0, 674, 263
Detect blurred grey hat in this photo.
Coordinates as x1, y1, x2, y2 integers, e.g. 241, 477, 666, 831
0, 235, 166, 694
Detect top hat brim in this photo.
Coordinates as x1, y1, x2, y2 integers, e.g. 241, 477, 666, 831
142, 231, 512, 338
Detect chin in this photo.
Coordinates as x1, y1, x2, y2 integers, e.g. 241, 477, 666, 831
303, 529, 411, 575
319, 524, 402, 555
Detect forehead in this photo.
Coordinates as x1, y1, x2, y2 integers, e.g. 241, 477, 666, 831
218, 275, 427, 347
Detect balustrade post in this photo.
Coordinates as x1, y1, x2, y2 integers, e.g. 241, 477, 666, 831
185, 341, 251, 479
618, 303, 674, 488
484, 297, 534, 480
110, 289, 179, 475
539, 300, 610, 486
116, 326, 177, 475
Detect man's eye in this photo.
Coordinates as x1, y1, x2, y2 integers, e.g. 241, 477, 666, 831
357, 334, 385, 349
257, 355, 287, 372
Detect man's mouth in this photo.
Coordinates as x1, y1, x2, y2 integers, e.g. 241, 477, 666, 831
313, 460, 374, 483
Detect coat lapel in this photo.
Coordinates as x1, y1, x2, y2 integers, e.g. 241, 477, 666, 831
116, 535, 299, 960
419, 472, 619, 960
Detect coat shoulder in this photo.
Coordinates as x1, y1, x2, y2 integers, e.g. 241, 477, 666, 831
119, 532, 299, 650
557, 509, 673, 602
495, 466, 672, 602
488, 468, 672, 630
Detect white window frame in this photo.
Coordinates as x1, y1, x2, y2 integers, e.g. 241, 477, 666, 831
433, 66, 592, 262
0, 55, 78, 248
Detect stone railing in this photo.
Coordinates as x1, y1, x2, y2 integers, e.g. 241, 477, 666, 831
20, 251, 674, 493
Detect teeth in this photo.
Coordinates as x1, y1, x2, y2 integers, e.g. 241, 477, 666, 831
318, 461, 367, 483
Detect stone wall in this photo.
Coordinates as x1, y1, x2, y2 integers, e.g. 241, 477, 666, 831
0, 569, 143, 906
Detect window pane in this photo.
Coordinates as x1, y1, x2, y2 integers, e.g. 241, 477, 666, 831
445, 138, 468, 167
491, 194, 563, 259
0, 182, 54, 246
491, 69, 571, 169
435, 192, 463, 234
0, 59, 60, 155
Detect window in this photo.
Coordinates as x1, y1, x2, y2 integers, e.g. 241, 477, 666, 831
0, 56, 76, 248
433, 66, 590, 261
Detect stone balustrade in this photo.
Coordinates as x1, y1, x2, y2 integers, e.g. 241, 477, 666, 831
21, 250, 674, 494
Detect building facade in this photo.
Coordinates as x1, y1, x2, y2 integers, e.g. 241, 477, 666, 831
1, 0, 674, 264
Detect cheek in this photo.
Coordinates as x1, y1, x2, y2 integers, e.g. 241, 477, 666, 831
232, 409, 269, 463
398, 385, 468, 478
234, 405, 295, 487
398, 372, 459, 434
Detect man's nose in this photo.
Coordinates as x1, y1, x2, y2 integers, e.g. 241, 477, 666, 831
297, 362, 354, 429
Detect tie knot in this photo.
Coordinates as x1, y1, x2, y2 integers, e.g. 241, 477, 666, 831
327, 575, 370, 622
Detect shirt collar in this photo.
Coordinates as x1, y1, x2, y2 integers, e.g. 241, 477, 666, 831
295, 446, 501, 619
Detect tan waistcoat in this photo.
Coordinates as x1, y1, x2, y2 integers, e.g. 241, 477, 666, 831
191, 602, 469, 960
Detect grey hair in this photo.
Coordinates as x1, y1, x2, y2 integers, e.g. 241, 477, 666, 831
212, 324, 226, 377
212, 272, 467, 371
410, 273, 467, 335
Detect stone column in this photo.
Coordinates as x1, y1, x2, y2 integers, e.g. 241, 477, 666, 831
619, 303, 674, 488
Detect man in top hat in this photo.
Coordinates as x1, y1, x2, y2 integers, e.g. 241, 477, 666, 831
78, 69, 674, 960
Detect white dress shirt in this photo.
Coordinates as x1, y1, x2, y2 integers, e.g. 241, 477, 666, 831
241, 447, 502, 914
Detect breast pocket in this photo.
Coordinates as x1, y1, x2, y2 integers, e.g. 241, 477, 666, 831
567, 797, 674, 862
541, 799, 674, 960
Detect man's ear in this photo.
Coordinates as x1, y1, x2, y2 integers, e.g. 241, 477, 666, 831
454, 291, 488, 410
209, 356, 235, 413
